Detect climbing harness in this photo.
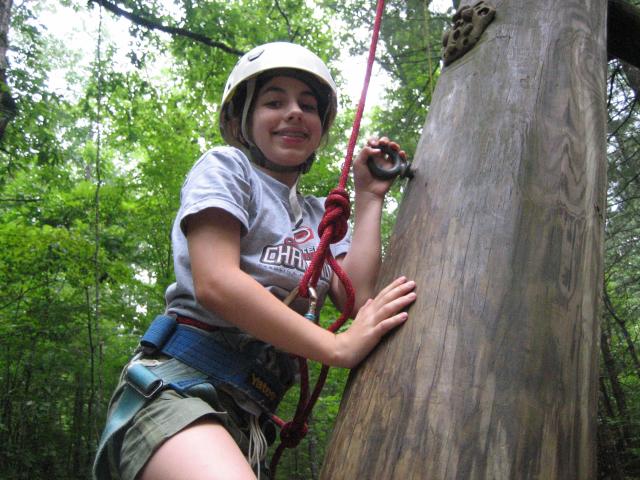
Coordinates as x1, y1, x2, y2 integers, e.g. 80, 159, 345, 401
144, 317, 289, 411
93, 361, 165, 479
93, 315, 290, 479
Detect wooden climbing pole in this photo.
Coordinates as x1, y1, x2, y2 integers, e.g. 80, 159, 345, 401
321, 0, 607, 478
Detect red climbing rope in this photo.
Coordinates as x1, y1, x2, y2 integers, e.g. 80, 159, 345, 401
269, 0, 387, 475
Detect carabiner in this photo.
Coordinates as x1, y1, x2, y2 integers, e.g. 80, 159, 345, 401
283, 286, 319, 323
367, 143, 414, 181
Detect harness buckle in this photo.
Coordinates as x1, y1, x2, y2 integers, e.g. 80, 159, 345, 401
125, 362, 164, 399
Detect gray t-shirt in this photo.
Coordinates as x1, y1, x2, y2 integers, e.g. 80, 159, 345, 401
165, 146, 351, 327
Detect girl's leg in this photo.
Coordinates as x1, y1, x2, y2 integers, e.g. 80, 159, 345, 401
139, 417, 257, 480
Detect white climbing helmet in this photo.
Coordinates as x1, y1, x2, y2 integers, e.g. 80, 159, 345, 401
219, 41, 338, 149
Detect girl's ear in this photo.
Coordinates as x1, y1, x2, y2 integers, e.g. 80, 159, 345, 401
226, 115, 248, 146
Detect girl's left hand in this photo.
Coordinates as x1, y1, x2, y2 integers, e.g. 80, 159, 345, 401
353, 136, 407, 198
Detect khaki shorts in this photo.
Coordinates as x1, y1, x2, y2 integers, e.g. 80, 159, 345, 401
105, 356, 275, 480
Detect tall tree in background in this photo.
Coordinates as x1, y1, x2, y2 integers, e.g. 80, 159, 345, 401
599, 50, 640, 476
0, 0, 14, 143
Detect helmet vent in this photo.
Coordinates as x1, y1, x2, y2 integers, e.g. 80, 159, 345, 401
248, 49, 265, 62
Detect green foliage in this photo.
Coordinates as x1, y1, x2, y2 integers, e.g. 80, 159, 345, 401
1, 2, 70, 183
599, 59, 640, 478
322, 0, 449, 154
3, 0, 640, 479
0, 1, 359, 478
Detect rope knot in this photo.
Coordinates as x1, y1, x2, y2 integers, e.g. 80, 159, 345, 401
319, 188, 351, 243
279, 420, 309, 448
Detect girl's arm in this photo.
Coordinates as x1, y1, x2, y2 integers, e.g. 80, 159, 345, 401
331, 137, 407, 312
186, 207, 415, 369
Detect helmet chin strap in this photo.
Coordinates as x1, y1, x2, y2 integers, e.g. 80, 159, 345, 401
248, 145, 315, 174
246, 148, 305, 228
241, 77, 316, 175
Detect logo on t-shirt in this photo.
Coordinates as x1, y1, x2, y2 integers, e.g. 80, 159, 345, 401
260, 225, 331, 281
284, 226, 313, 246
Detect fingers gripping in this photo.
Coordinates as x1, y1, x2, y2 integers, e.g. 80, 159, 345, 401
376, 277, 416, 307
339, 276, 416, 369
371, 277, 416, 325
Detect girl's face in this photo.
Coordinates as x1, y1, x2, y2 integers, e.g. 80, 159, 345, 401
250, 76, 323, 173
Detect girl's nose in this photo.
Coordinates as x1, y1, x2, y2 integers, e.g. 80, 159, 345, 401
286, 101, 303, 120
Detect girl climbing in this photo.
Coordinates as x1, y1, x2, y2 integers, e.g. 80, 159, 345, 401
94, 41, 416, 480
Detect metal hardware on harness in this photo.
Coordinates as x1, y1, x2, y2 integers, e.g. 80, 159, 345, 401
93, 362, 167, 480
283, 286, 319, 322
367, 143, 414, 180
125, 363, 164, 399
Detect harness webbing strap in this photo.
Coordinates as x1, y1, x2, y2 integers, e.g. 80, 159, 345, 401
160, 322, 287, 411
93, 363, 164, 480
141, 315, 288, 411
93, 315, 290, 480
140, 313, 176, 351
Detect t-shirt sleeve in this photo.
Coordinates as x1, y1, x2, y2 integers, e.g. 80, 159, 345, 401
178, 147, 252, 235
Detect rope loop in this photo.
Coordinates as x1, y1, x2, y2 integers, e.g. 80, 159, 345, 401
278, 420, 309, 448
318, 188, 351, 243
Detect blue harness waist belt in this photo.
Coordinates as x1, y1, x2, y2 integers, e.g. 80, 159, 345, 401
145, 315, 287, 411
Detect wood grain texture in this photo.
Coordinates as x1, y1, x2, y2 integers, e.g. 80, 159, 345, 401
320, 1, 607, 478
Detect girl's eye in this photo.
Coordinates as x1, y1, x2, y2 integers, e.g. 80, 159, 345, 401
265, 100, 282, 108
301, 103, 318, 113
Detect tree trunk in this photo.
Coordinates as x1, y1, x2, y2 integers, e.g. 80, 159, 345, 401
621, 61, 640, 98
0, 0, 14, 143
70, 370, 85, 478
321, 1, 607, 479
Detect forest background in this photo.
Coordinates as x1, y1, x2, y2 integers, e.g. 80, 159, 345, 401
0, 0, 639, 478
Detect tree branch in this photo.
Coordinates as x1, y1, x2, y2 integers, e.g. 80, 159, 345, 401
92, 0, 640, 70
88, 0, 245, 57
0, 0, 15, 144
274, 0, 293, 39
0, 196, 41, 203
621, 61, 640, 98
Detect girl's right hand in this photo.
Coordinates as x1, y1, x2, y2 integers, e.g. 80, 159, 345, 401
334, 276, 416, 368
